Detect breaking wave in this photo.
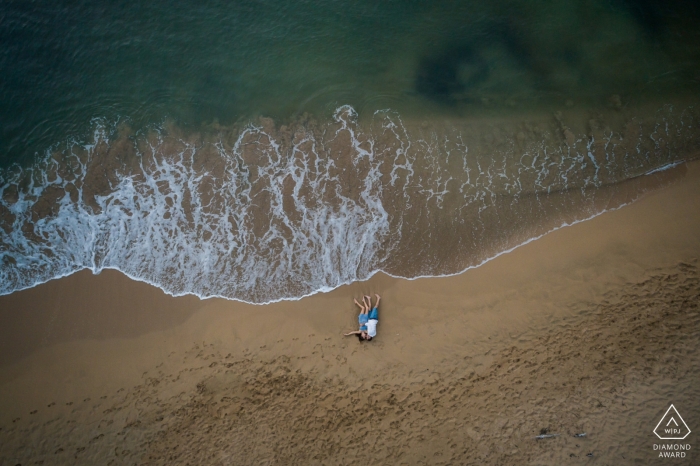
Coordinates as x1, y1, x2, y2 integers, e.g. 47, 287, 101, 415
0, 105, 697, 303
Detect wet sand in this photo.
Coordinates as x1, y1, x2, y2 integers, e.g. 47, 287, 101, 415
1, 160, 699, 464
4, 100, 699, 303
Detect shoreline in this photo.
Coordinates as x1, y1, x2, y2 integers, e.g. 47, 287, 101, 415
1, 158, 699, 464
0, 157, 693, 305
2, 101, 698, 303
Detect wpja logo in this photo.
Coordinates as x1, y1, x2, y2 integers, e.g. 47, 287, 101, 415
653, 404, 692, 459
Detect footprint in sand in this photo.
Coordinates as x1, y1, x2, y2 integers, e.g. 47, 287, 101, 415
30, 410, 37, 414
48, 402, 55, 407
66, 402, 73, 406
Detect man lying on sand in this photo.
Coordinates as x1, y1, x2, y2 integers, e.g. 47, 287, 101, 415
344, 294, 380, 341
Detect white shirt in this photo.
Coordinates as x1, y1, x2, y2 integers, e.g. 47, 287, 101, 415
367, 319, 378, 337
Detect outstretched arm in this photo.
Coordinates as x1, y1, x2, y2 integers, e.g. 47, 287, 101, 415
344, 330, 362, 336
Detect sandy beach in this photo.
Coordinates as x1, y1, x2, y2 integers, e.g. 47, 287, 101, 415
1, 159, 699, 464
2, 3, 699, 465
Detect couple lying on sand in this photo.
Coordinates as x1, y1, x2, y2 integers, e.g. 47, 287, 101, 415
344, 294, 380, 341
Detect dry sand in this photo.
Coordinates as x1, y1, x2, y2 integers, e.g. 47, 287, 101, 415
1, 161, 699, 465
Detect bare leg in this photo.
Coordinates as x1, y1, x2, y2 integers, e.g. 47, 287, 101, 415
373, 293, 381, 309
363, 295, 371, 312
354, 298, 364, 312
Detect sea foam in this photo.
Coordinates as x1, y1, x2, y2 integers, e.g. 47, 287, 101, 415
0, 105, 696, 303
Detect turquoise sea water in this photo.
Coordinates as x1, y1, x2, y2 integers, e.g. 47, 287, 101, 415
3, 0, 698, 166
1, 0, 699, 301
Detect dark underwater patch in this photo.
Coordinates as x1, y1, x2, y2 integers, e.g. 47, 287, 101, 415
612, 0, 698, 37
414, 18, 540, 104
414, 45, 489, 103
613, 0, 665, 35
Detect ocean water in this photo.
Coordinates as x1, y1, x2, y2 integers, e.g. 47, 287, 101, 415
1, 0, 699, 302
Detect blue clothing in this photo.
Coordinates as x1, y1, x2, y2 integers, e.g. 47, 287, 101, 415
368, 307, 378, 320
358, 313, 369, 331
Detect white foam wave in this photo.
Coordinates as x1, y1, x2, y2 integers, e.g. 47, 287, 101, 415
0, 106, 692, 303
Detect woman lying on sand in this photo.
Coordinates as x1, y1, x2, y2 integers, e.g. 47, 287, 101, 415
344, 294, 380, 341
